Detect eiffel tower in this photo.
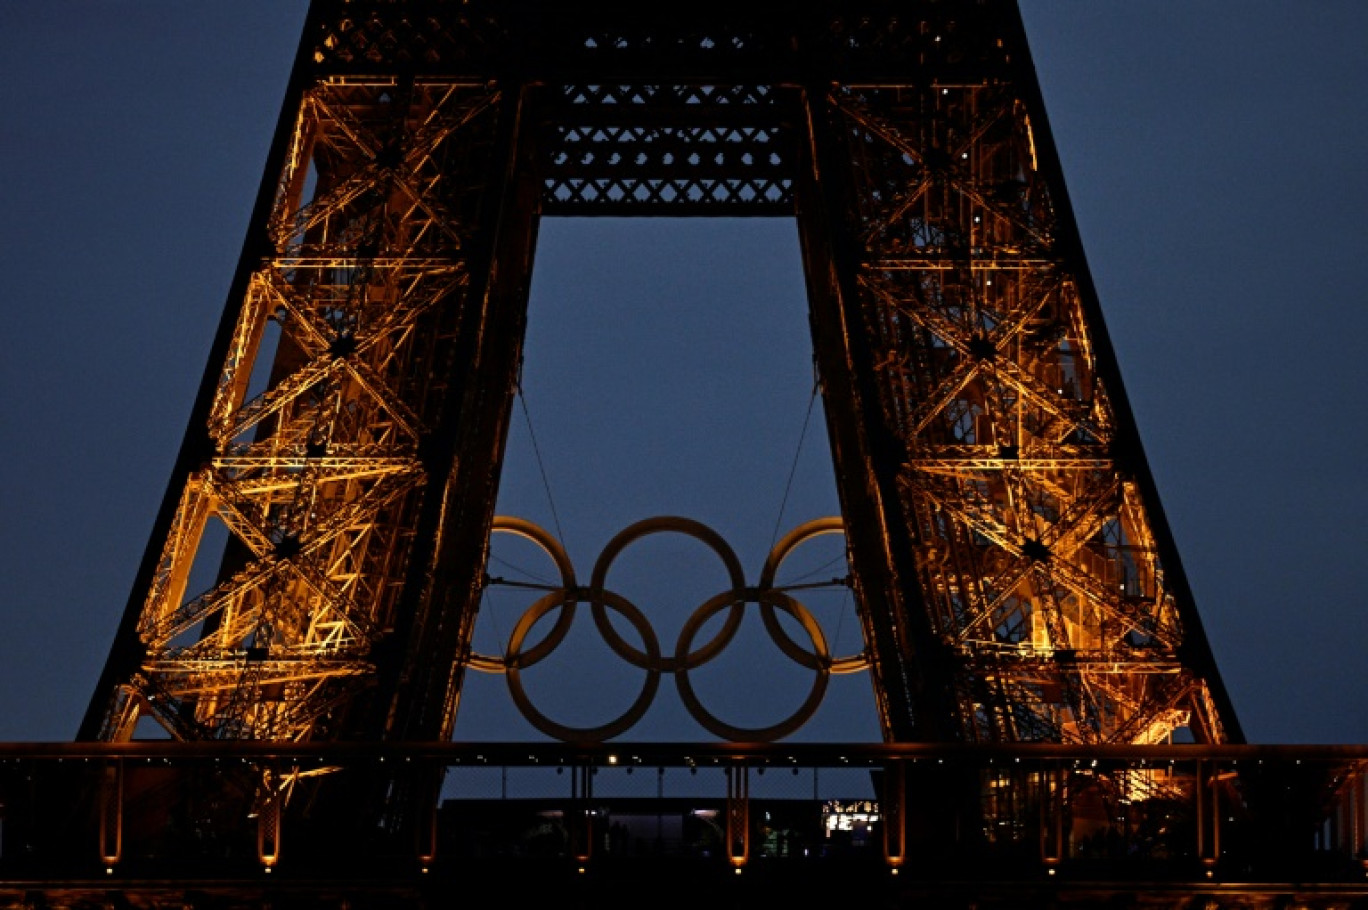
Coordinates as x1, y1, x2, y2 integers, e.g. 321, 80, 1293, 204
4, 3, 1367, 908
80, 0, 1239, 750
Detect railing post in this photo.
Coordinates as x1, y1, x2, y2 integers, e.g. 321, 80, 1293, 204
882, 759, 906, 871
1195, 759, 1219, 876
257, 768, 282, 871
1039, 761, 1064, 873
570, 763, 593, 867
415, 762, 441, 868
726, 762, 749, 871
97, 759, 123, 869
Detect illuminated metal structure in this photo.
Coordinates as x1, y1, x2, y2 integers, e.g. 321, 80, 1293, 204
14, 3, 1368, 908
82, 0, 1240, 752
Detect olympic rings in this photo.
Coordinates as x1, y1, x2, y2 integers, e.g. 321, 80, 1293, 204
589, 517, 746, 672
759, 517, 870, 675
468, 516, 576, 673
472, 515, 869, 742
504, 589, 661, 742
674, 589, 829, 742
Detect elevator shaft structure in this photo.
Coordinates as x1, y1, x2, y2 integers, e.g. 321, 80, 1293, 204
82, 0, 1239, 748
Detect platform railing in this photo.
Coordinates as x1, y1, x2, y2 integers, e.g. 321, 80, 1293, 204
0, 742, 1365, 887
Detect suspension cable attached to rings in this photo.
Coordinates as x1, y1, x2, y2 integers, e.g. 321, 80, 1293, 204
473, 515, 870, 742
481, 584, 508, 658
832, 585, 852, 657
516, 384, 568, 549
769, 376, 820, 553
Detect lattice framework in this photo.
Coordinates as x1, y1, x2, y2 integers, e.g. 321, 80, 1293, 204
812, 80, 1229, 743
90, 76, 506, 741
83, 0, 1239, 749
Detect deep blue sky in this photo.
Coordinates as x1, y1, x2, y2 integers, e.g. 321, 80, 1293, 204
0, 3, 1364, 744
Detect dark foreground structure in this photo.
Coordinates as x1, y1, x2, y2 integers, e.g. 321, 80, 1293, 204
5, 1, 1363, 907
3, 742, 1368, 908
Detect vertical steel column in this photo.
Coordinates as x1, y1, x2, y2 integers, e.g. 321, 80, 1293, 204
794, 84, 949, 741
375, 79, 543, 745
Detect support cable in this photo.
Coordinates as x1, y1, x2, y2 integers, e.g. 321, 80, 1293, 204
768, 378, 821, 552
832, 586, 852, 656
481, 585, 507, 659
775, 552, 848, 587
487, 553, 557, 587
517, 385, 568, 549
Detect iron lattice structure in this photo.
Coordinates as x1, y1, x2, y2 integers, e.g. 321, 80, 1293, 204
83, 0, 1240, 748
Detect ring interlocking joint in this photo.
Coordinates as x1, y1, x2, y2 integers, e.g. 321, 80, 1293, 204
470, 515, 869, 742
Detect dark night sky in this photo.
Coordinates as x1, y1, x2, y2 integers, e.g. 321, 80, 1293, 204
0, 3, 1364, 745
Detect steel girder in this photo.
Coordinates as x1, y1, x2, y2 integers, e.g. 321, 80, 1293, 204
83, 0, 1240, 748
